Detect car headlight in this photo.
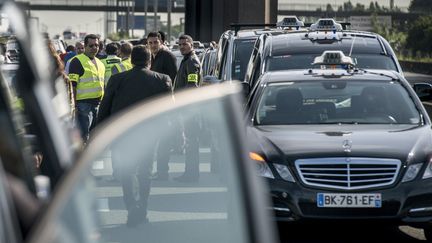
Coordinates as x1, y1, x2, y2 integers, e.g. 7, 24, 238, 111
422, 159, 432, 179
273, 163, 295, 182
402, 163, 422, 182
249, 152, 274, 179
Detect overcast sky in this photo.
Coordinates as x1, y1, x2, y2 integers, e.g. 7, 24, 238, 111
27, 0, 411, 39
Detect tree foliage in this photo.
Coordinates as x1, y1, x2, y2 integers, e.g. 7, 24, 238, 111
406, 16, 432, 54
409, 0, 432, 13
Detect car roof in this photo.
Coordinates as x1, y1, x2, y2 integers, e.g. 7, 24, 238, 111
224, 28, 286, 39
260, 69, 403, 84
266, 30, 384, 56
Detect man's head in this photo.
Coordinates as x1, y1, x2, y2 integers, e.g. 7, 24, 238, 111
105, 43, 118, 56
75, 41, 85, 54
147, 32, 162, 55
119, 42, 133, 59
179, 35, 193, 56
131, 45, 151, 68
66, 45, 76, 53
83, 34, 99, 58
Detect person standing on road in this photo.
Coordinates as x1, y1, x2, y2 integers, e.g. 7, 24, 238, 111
65, 41, 84, 74
173, 34, 202, 182
100, 43, 121, 87
111, 42, 133, 75
97, 45, 172, 227
147, 31, 178, 180
68, 34, 105, 142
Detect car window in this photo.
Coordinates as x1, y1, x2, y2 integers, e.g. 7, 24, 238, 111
231, 39, 256, 81
266, 54, 398, 72
29, 94, 257, 243
255, 80, 421, 125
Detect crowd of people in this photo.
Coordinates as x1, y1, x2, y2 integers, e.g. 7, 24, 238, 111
49, 31, 204, 227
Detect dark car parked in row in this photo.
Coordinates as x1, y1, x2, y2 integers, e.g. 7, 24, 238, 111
245, 51, 432, 240
244, 18, 403, 90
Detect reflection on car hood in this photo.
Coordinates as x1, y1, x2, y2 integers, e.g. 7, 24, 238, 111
248, 124, 432, 165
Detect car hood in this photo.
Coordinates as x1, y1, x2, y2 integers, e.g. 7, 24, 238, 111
247, 124, 432, 165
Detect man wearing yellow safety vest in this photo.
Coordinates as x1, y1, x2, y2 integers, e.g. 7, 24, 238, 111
111, 42, 133, 75
100, 43, 121, 87
173, 34, 202, 183
68, 34, 105, 141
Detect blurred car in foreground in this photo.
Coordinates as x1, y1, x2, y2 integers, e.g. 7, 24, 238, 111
0, 3, 280, 243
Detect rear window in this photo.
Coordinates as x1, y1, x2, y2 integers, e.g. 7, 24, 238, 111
266, 54, 397, 71
231, 39, 255, 81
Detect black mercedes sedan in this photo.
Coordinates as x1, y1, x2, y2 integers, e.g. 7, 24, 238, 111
245, 64, 432, 239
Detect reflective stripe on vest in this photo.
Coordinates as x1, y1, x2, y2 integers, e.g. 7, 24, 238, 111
74, 54, 105, 101
117, 58, 132, 72
102, 56, 121, 85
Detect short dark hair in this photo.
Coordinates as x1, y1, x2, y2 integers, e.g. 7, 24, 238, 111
158, 31, 166, 43
179, 34, 193, 44
66, 45, 75, 52
131, 45, 151, 67
105, 43, 118, 55
120, 42, 133, 56
84, 34, 99, 46
147, 31, 161, 40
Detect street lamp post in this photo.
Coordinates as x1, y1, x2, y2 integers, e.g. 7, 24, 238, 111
154, 0, 158, 31
167, 0, 171, 44
144, 0, 148, 35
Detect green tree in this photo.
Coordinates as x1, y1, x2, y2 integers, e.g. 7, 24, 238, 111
343, 1, 353, 11
406, 16, 432, 54
354, 3, 365, 11
409, 0, 432, 13
326, 4, 334, 12
369, 2, 375, 11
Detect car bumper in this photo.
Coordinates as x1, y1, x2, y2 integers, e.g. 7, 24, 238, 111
267, 178, 432, 227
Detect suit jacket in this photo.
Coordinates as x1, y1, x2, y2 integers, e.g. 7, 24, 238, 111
97, 66, 172, 124
151, 48, 178, 82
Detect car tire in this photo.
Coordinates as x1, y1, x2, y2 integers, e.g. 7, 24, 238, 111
424, 226, 432, 242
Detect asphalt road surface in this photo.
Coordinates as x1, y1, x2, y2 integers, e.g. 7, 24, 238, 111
278, 222, 426, 242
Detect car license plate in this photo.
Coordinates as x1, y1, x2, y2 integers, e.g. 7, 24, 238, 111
317, 193, 381, 208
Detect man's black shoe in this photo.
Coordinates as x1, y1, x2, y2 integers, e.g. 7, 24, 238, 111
126, 206, 148, 227
173, 174, 199, 183
151, 172, 168, 181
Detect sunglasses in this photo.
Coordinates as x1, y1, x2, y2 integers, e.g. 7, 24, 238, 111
88, 44, 99, 48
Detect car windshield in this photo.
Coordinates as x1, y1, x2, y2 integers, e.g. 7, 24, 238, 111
255, 80, 421, 125
39, 97, 251, 243
266, 54, 398, 71
232, 39, 256, 81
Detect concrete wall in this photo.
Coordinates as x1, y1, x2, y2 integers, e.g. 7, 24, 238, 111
185, 0, 278, 42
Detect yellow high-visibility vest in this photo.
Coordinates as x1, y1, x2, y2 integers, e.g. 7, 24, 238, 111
68, 54, 105, 101
101, 55, 121, 86
112, 57, 133, 74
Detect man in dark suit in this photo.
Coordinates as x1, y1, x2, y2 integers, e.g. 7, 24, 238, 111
97, 45, 172, 227
147, 31, 178, 180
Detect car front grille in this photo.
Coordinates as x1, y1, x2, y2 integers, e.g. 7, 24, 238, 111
295, 158, 401, 190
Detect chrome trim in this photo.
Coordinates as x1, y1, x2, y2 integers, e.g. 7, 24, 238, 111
272, 207, 291, 212
295, 157, 401, 190
409, 207, 432, 213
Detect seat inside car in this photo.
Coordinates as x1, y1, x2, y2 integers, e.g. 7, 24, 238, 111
262, 88, 304, 124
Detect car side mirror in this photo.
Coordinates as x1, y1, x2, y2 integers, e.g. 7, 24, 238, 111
413, 83, 432, 101
202, 75, 221, 85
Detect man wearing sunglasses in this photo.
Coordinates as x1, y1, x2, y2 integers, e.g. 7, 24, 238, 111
68, 34, 105, 142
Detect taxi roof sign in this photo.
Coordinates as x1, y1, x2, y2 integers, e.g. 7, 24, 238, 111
310, 18, 343, 32
312, 51, 355, 67
276, 16, 304, 29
